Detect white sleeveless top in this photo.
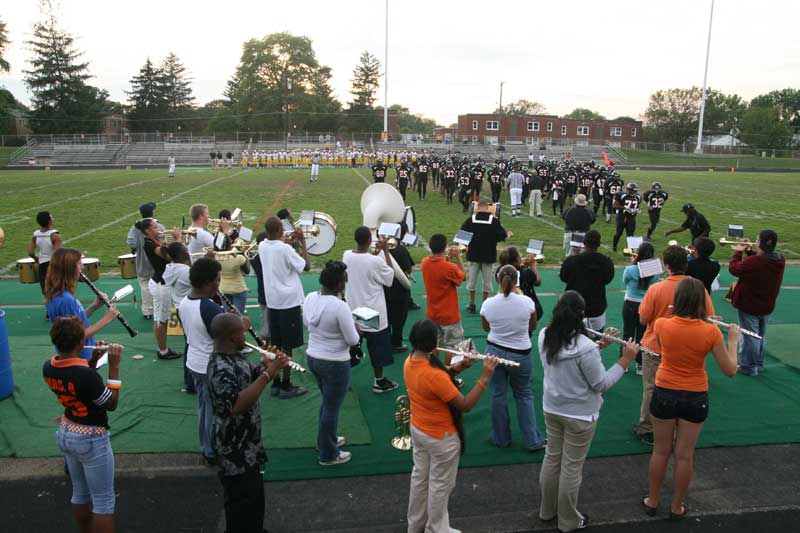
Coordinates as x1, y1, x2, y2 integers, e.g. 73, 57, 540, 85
34, 229, 58, 263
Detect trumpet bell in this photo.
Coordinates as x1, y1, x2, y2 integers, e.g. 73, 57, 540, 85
623, 248, 637, 257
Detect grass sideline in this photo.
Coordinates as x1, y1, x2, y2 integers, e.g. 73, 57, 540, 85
1, 166, 799, 275
622, 148, 800, 169
0, 146, 16, 167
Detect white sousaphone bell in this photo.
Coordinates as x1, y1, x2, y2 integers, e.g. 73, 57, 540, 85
360, 183, 413, 289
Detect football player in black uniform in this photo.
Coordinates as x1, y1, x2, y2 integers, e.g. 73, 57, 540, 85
551, 172, 566, 215
612, 182, 642, 252
372, 158, 388, 183
395, 160, 411, 201
414, 156, 430, 200
579, 172, 593, 198
565, 169, 578, 199
430, 155, 441, 190
457, 167, 472, 213
471, 162, 485, 202
488, 164, 503, 203
603, 172, 625, 223
643, 181, 669, 240
592, 172, 606, 216
496, 156, 508, 177
442, 160, 457, 203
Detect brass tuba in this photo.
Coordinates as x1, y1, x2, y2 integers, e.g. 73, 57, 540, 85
391, 395, 412, 451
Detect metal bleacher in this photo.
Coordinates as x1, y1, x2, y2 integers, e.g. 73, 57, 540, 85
12, 142, 126, 167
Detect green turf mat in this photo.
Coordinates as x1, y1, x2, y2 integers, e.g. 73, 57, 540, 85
0, 268, 798, 482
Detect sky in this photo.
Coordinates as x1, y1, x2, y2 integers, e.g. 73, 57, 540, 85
2, 0, 799, 127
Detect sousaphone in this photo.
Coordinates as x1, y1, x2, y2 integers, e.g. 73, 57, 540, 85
360, 183, 412, 289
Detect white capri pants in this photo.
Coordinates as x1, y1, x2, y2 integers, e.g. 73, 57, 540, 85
510, 187, 523, 207
148, 279, 172, 324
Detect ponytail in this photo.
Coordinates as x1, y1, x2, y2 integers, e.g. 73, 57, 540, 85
497, 264, 516, 297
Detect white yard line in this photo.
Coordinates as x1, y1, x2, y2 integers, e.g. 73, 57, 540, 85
351, 167, 371, 186
0, 169, 248, 274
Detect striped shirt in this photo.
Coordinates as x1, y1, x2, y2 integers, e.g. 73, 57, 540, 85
507, 171, 523, 189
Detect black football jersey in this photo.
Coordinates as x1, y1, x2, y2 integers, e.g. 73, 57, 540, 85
443, 166, 457, 181
471, 166, 485, 182
605, 177, 624, 197
458, 173, 471, 188
579, 176, 594, 191
488, 169, 502, 184
552, 177, 565, 191
396, 166, 411, 180
372, 164, 387, 180
566, 173, 578, 185
594, 175, 606, 191
618, 192, 642, 214
643, 190, 669, 210
416, 161, 429, 174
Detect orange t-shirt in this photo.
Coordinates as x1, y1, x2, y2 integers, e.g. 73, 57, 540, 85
403, 356, 460, 439
638, 275, 715, 352
421, 256, 465, 325
654, 316, 723, 392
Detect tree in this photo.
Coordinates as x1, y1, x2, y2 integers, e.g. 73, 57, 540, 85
612, 116, 638, 122
0, 88, 22, 134
350, 51, 381, 110
750, 88, 800, 127
643, 87, 703, 144
376, 104, 440, 134
23, 17, 108, 134
703, 90, 747, 133
0, 17, 10, 72
126, 58, 167, 131
494, 99, 547, 115
160, 53, 194, 113
563, 108, 606, 121
738, 106, 793, 150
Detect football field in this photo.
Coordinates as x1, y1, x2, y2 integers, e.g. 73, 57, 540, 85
0, 165, 798, 275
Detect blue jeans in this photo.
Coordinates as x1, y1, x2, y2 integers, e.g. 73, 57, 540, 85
737, 310, 770, 374
190, 370, 215, 459
487, 344, 546, 449
225, 290, 248, 315
308, 356, 351, 462
56, 426, 115, 515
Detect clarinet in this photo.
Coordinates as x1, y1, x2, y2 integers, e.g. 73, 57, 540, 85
217, 291, 263, 345
79, 273, 138, 338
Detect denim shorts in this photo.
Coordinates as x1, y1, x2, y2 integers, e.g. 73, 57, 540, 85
650, 386, 709, 424
56, 426, 115, 514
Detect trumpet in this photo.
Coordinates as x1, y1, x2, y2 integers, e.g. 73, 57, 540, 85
207, 218, 243, 233
584, 327, 660, 358
244, 342, 307, 373
283, 224, 321, 244
719, 237, 752, 250
159, 229, 196, 244
437, 347, 521, 367
523, 253, 545, 264
623, 248, 637, 258
667, 240, 694, 255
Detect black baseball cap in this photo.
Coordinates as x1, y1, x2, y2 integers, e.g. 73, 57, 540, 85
681, 203, 694, 213
139, 202, 157, 218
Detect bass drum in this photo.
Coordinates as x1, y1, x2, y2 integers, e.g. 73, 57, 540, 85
301, 212, 337, 256
403, 206, 416, 235
81, 258, 101, 282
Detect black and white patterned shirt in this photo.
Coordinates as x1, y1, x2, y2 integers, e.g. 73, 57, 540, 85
207, 351, 268, 476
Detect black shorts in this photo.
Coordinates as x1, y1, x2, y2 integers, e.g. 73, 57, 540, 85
363, 328, 394, 369
650, 386, 709, 424
266, 306, 304, 350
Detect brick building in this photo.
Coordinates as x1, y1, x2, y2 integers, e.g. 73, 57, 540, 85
456, 113, 642, 147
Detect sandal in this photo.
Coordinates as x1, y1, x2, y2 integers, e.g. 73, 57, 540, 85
642, 496, 657, 517
669, 505, 688, 520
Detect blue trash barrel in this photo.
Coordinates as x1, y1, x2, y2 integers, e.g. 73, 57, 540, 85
0, 309, 14, 400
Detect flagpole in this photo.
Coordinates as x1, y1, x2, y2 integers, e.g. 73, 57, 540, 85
694, 0, 715, 154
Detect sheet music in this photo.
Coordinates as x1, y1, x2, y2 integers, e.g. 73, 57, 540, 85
453, 230, 473, 246
402, 234, 419, 246
527, 239, 544, 255
378, 222, 401, 238
238, 226, 253, 242
638, 258, 664, 278
299, 210, 315, 226
626, 236, 644, 250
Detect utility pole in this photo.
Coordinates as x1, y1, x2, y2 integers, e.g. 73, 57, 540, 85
694, 0, 715, 154
498, 81, 504, 145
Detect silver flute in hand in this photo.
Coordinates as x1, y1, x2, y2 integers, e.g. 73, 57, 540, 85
437, 348, 521, 367
244, 342, 307, 373
585, 328, 661, 358
706, 317, 762, 339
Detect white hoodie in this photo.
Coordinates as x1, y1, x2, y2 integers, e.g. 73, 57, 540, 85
303, 292, 360, 361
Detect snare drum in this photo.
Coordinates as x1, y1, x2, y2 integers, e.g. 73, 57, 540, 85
81, 258, 101, 282
17, 258, 39, 284
118, 253, 136, 279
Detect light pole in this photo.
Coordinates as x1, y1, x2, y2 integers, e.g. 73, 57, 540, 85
498, 81, 504, 145
383, 0, 389, 142
694, 0, 715, 154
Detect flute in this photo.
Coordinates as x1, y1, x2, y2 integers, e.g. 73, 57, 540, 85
584, 328, 660, 358
83, 345, 124, 350
706, 317, 762, 339
79, 273, 138, 338
217, 291, 263, 345
437, 347, 520, 367
244, 342, 307, 373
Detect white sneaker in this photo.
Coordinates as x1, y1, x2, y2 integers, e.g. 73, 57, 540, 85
319, 450, 352, 466
241, 346, 253, 354
636, 363, 643, 376
336, 436, 346, 447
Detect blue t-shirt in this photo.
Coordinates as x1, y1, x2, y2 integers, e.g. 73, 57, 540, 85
47, 291, 94, 360
622, 265, 655, 302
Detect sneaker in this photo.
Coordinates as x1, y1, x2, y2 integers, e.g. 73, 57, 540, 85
373, 377, 399, 394
336, 436, 346, 447
319, 450, 352, 466
466, 303, 477, 314
279, 383, 308, 399
241, 346, 253, 354
392, 344, 409, 354
638, 432, 654, 446
636, 363, 643, 376
408, 302, 421, 310
527, 439, 547, 452
143, 314, 153, 320
157, 348, 180, 360
737, 366, 758, 376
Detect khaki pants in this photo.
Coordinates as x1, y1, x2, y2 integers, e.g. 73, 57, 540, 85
137, 275, 154, 316
529, 189, 543, 216
637, 351, 661, 434
539, 412, 597, 532
407, 425, 461, 533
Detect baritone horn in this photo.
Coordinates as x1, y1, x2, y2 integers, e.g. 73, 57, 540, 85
160, 229, 196, 244
719, 237, 752, 250
391, 395, 412, 451
207, 208, 243, 233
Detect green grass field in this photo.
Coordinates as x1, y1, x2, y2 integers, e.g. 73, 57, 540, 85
0, 147, 17, 167
1, 165, 798, 277
622, 148, 800, 169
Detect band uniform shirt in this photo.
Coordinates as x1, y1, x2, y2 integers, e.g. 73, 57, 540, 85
562, 206, 596, 232
728, 250, 785, 316
180, 296, 225, 375
257, 239, 306, 310
653, 316, 723, 392
47, 291, 95, 361
33, 229, 59, 264
681, 212, 711, 239
187, 227, 215, 262
251, 255, 266, 306
207, 351, 267, 476
143, 238, 168, 284
559, 252, 615, 318
403, 356, 459, 440
421, 256, 465, 326
686, 257, 721, 294
43, 357, 112, 428
342, 250, 394, 332
638, 275, 715, 353
461, 212, 508, 264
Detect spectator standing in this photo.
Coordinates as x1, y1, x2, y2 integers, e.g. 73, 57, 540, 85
559, 230, 614, 331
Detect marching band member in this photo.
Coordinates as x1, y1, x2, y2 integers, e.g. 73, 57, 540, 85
538, 291, 638, 533
303, 261, 361, 465
217, 241, 250, 316
498, 246, 544, 321
250, 232, 271, 345
461, 199, 510, 313
621, 241, 657, 375
561, 194, 595, 257
481, 265, 546, 451
386, 222, 415, 353
559, 230, 615, 332
136, 218, 180, 359
163, 242, 194, 393
207, 313, 290, 533
644, 278, 739, 520
405, 319, 498, 533
45, 248, 119, 361
187, 204, 223, 262
126, 202, 164, 320
728, 229, 785, 376
29, 210, 62, 307
686, 237, 720, 293
44, 317, 123, 533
